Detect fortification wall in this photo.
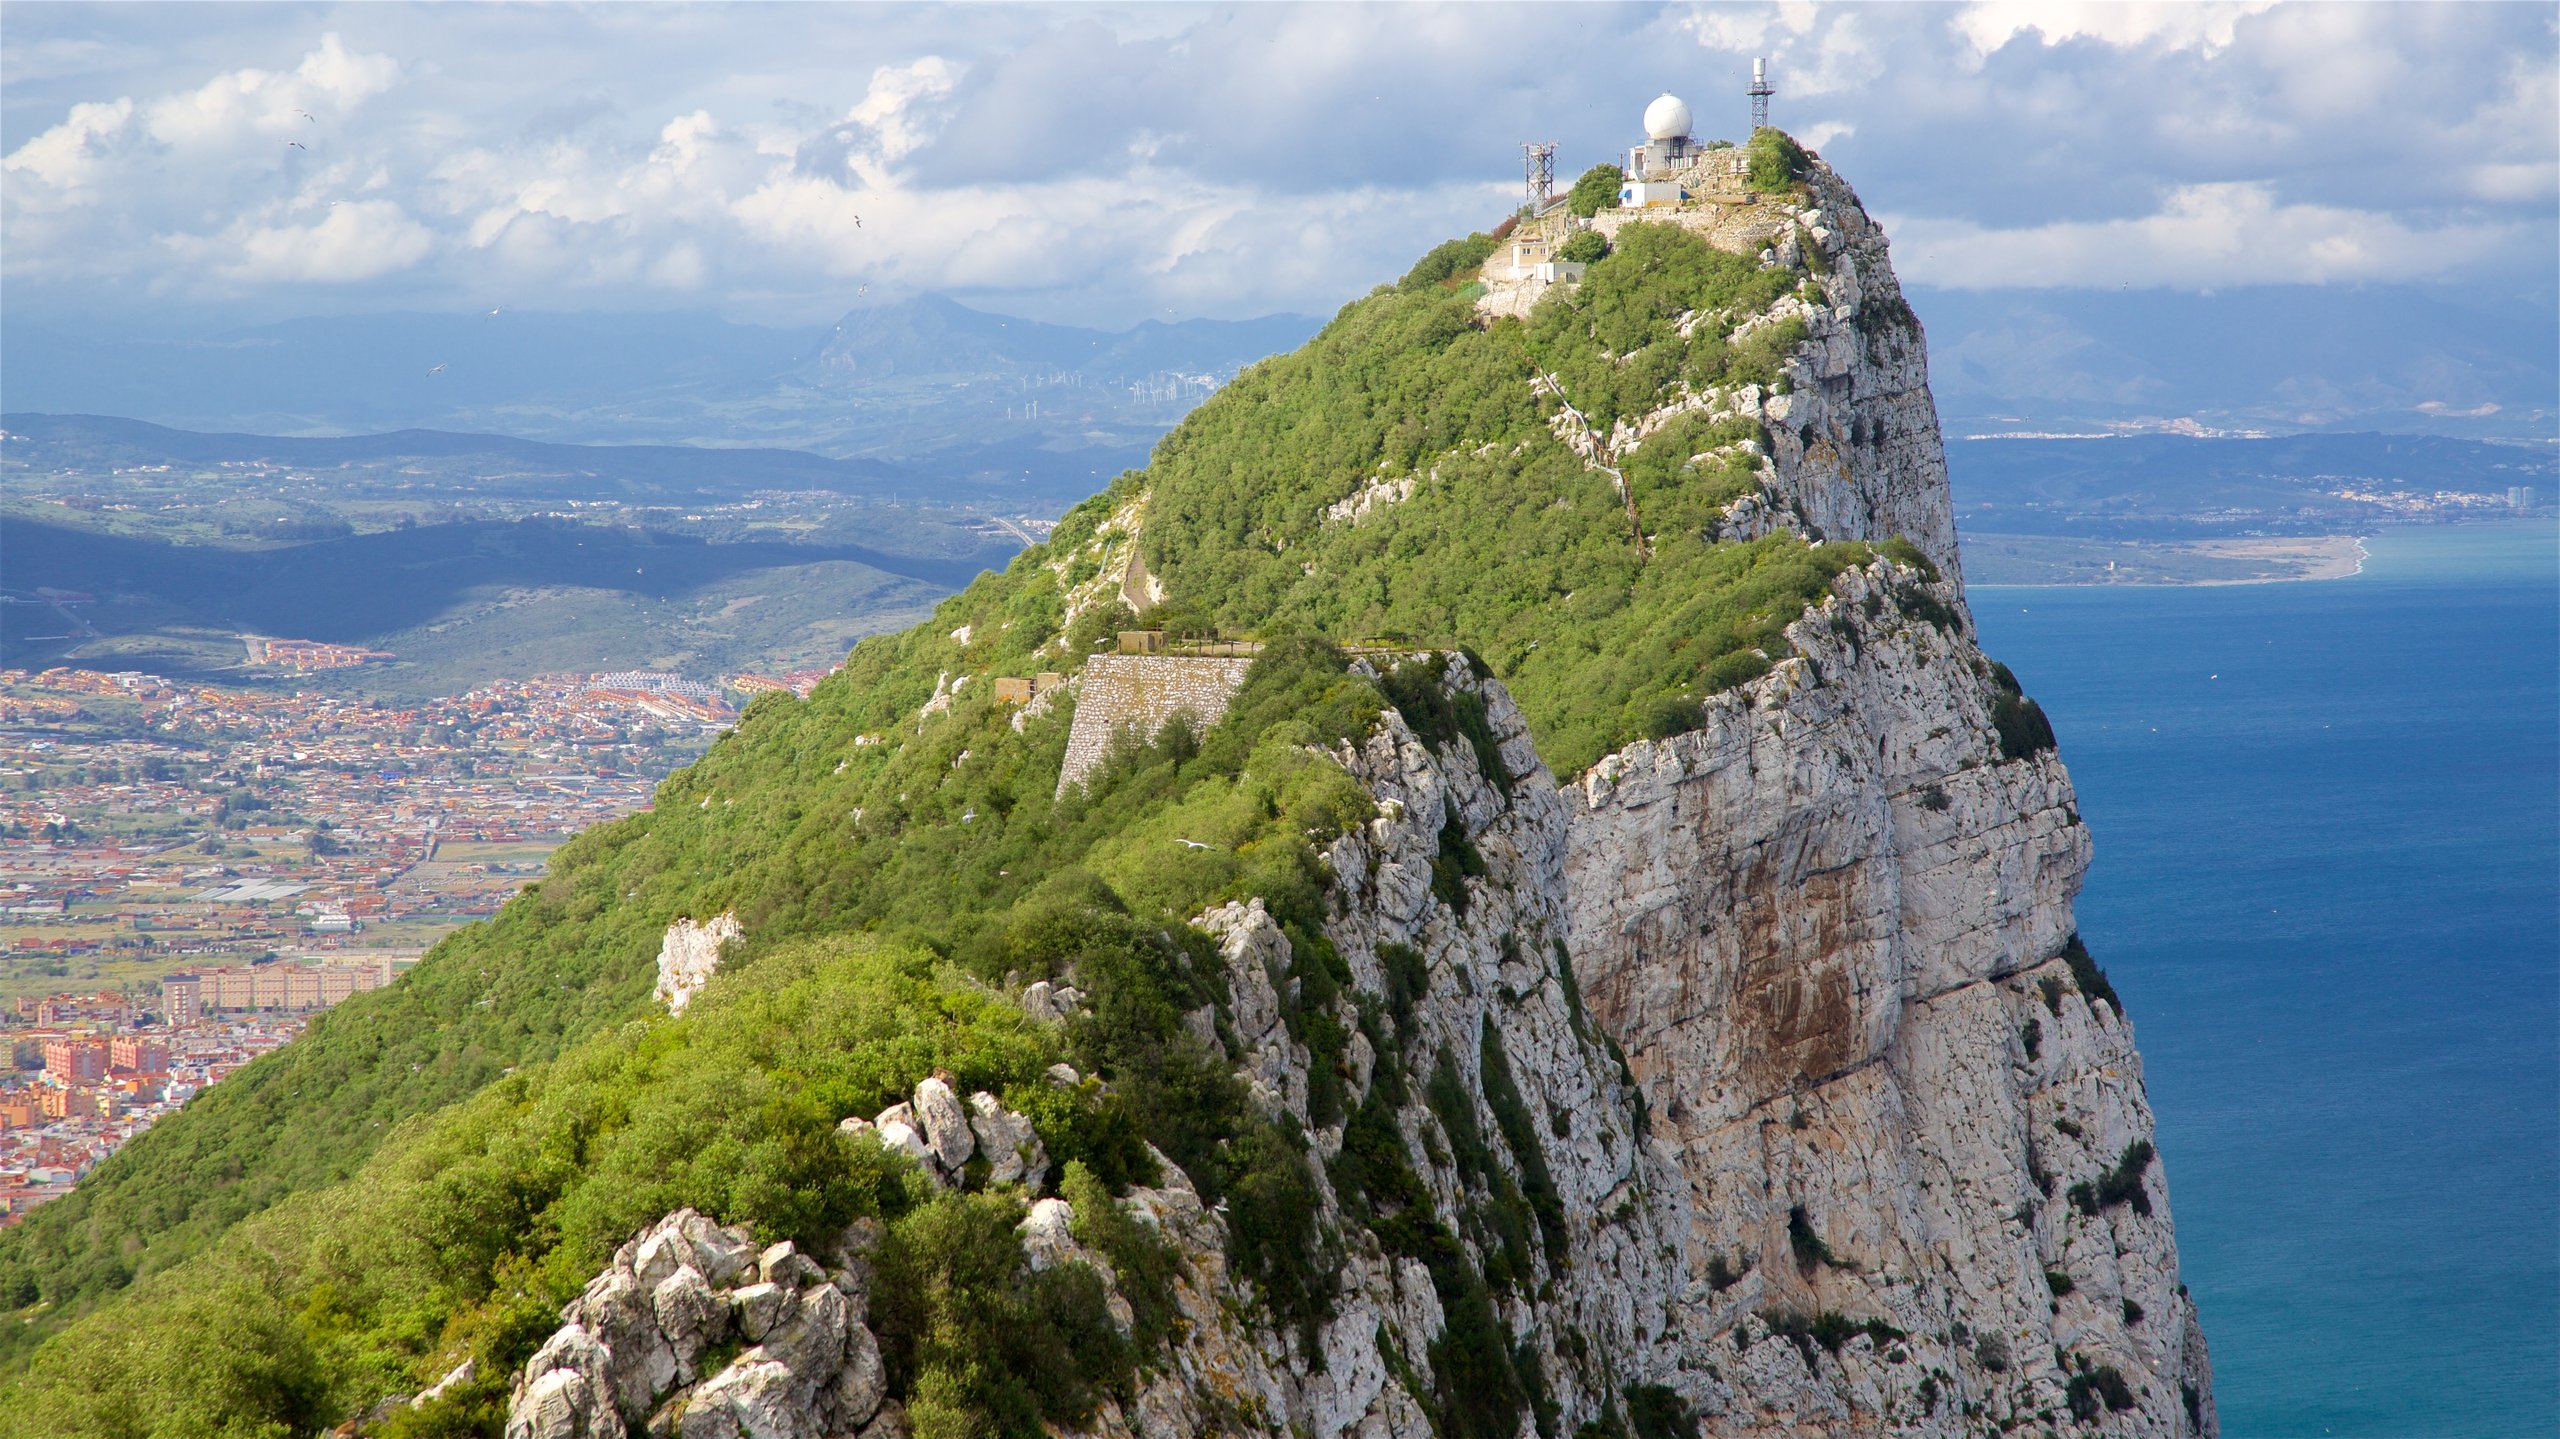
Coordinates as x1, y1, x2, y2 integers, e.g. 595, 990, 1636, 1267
1056, 655, 1254, 796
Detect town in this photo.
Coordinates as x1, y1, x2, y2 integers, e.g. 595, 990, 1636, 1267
0, 662, 830, 1219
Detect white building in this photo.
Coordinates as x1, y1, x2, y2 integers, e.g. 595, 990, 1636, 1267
1620, 93, 1700, 207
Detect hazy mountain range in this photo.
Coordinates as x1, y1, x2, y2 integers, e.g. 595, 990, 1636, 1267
9, 284, 2550, 465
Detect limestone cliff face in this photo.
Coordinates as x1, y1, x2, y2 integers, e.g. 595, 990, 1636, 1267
1564, 568, 2213, 1435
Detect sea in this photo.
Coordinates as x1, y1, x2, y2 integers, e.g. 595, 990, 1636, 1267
1970, 519, 2560, 1438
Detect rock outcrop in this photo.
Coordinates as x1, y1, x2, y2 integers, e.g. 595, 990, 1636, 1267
506, 1209, 887, 1439
654, 914, 741, 1017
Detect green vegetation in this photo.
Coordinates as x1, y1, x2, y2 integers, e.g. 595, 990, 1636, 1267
2059, 933, 2122, 1015
1136, 221, 1857, 776
2045, 1268, 2076, 1297
1988, 660, 2058, 761
1787, 1205, 1842, 1273
1760, 1309, 1904, 1365
1566, 164, 1625, 218
1558, 230, 1610, 265
2065, 1363, 2138, 1420
1746, 128, 1812, 194
2067, 1140, 2156, 1218
1402, 233, 1502, 293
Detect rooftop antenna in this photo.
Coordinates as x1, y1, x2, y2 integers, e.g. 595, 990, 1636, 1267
1749, 57, 1775, 131
1522, 141, 1558, 212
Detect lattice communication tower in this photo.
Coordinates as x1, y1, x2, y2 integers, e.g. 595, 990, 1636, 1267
1522, 142, 1558, 212
1749, 58, 1775, 131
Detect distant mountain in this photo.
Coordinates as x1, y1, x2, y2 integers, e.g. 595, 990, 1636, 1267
0, 297, 1320, 465
1912, 284, 2558, 439
804, 294, 1318, 385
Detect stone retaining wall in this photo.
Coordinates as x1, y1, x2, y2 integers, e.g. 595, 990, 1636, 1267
1056, 654, 1254, 796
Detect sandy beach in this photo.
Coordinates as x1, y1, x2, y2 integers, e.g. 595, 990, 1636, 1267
2179, 534, 2370, 584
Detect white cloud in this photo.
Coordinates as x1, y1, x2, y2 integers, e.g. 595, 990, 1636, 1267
166, 199, 434, 285
1, 6, 2549, 322
1886, 182, 2525, 290
143, 32, 396, 148
1951, 2, 2280, 60
4, 97, 135, 191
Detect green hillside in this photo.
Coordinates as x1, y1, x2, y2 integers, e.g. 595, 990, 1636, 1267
0, 206, 1919, 1437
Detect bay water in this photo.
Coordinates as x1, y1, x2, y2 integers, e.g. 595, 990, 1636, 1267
1969, 520, 2559, 1437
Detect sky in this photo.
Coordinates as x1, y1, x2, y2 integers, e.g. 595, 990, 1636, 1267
3, 1, 2554, 331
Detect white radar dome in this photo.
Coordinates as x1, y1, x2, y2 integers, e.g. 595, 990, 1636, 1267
1643, 93, 1693, 141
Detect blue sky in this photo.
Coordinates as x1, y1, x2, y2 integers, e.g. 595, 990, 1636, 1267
4, 1, 2553, 329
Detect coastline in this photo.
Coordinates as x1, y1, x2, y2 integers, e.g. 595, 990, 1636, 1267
2178, 533, 2369, 586
1965, 533, 2371, 590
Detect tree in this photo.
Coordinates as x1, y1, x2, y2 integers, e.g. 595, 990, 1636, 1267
1566, 163, 1624, 218
1558, 230, 1610, 264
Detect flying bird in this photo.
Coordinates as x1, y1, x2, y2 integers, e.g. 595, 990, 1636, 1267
427, 364, 447, 376
1173, 838, 1212, 850
487, 306, 504, 317
294, 109, 315, 123
287, 141, 306, 151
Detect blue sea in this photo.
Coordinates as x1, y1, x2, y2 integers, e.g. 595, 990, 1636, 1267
1971, 521, 2560, 1438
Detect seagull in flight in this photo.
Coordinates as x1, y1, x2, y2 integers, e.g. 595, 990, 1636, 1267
287, 141, 306, 151
487, 306, 504, 317
294, 109, 316, 123
427, 364, 447, 376
1174, 838, 1213, 850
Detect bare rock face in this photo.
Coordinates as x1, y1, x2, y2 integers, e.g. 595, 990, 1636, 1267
655, 914, 742, 1016
1562, 566, 2214, 1435
504, 1211, 884, 1439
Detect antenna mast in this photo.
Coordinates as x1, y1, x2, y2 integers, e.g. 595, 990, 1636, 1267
1522, 141, 1557, 212
1749, 58, 1775, 131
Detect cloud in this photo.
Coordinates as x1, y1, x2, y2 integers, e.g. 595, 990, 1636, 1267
4, 97, 135, 191
1885, 182, 2527, 290
1, 5, 2550, 324
1951, 2, 2281, 60
166, 198, 434, 285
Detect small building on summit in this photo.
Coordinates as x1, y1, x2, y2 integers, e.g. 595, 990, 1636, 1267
1622, 93, 1705, 207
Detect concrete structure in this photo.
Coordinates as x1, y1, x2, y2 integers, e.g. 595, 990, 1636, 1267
109, 1037, 168, 1074
161, 974, 201, 1025
1056, 654, 1255, 796
186, 960, 392, 1013
42, 1039, 107, 1086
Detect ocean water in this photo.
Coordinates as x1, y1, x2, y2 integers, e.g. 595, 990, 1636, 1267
1970, 520, 2560, 1438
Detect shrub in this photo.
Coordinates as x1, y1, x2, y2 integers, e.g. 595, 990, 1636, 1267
1559, 229, 1610, 264
2019, 1017, 2042, 1060
1623, 1382, 1696, 1439
1787, 1205, 1840, 1274
2044, 1268, 2075, 1297
2060, 934, 2122, 1015
1745, 128, 1810, 193
1880, 535, 1939, 583
2065, 1364, 2138, 1420
1402, 233, 1500, 293
1991, 691, 2057, 761
1567, 163, 1626, 218
2067, 1140, 2156, 1218
2122, 1298, 2145, 1325
1703, 1252, 1747, 1292
1974, 1333, 2010, 1372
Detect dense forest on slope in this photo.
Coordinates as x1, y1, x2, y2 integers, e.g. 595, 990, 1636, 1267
0, 203, 1887, 1436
